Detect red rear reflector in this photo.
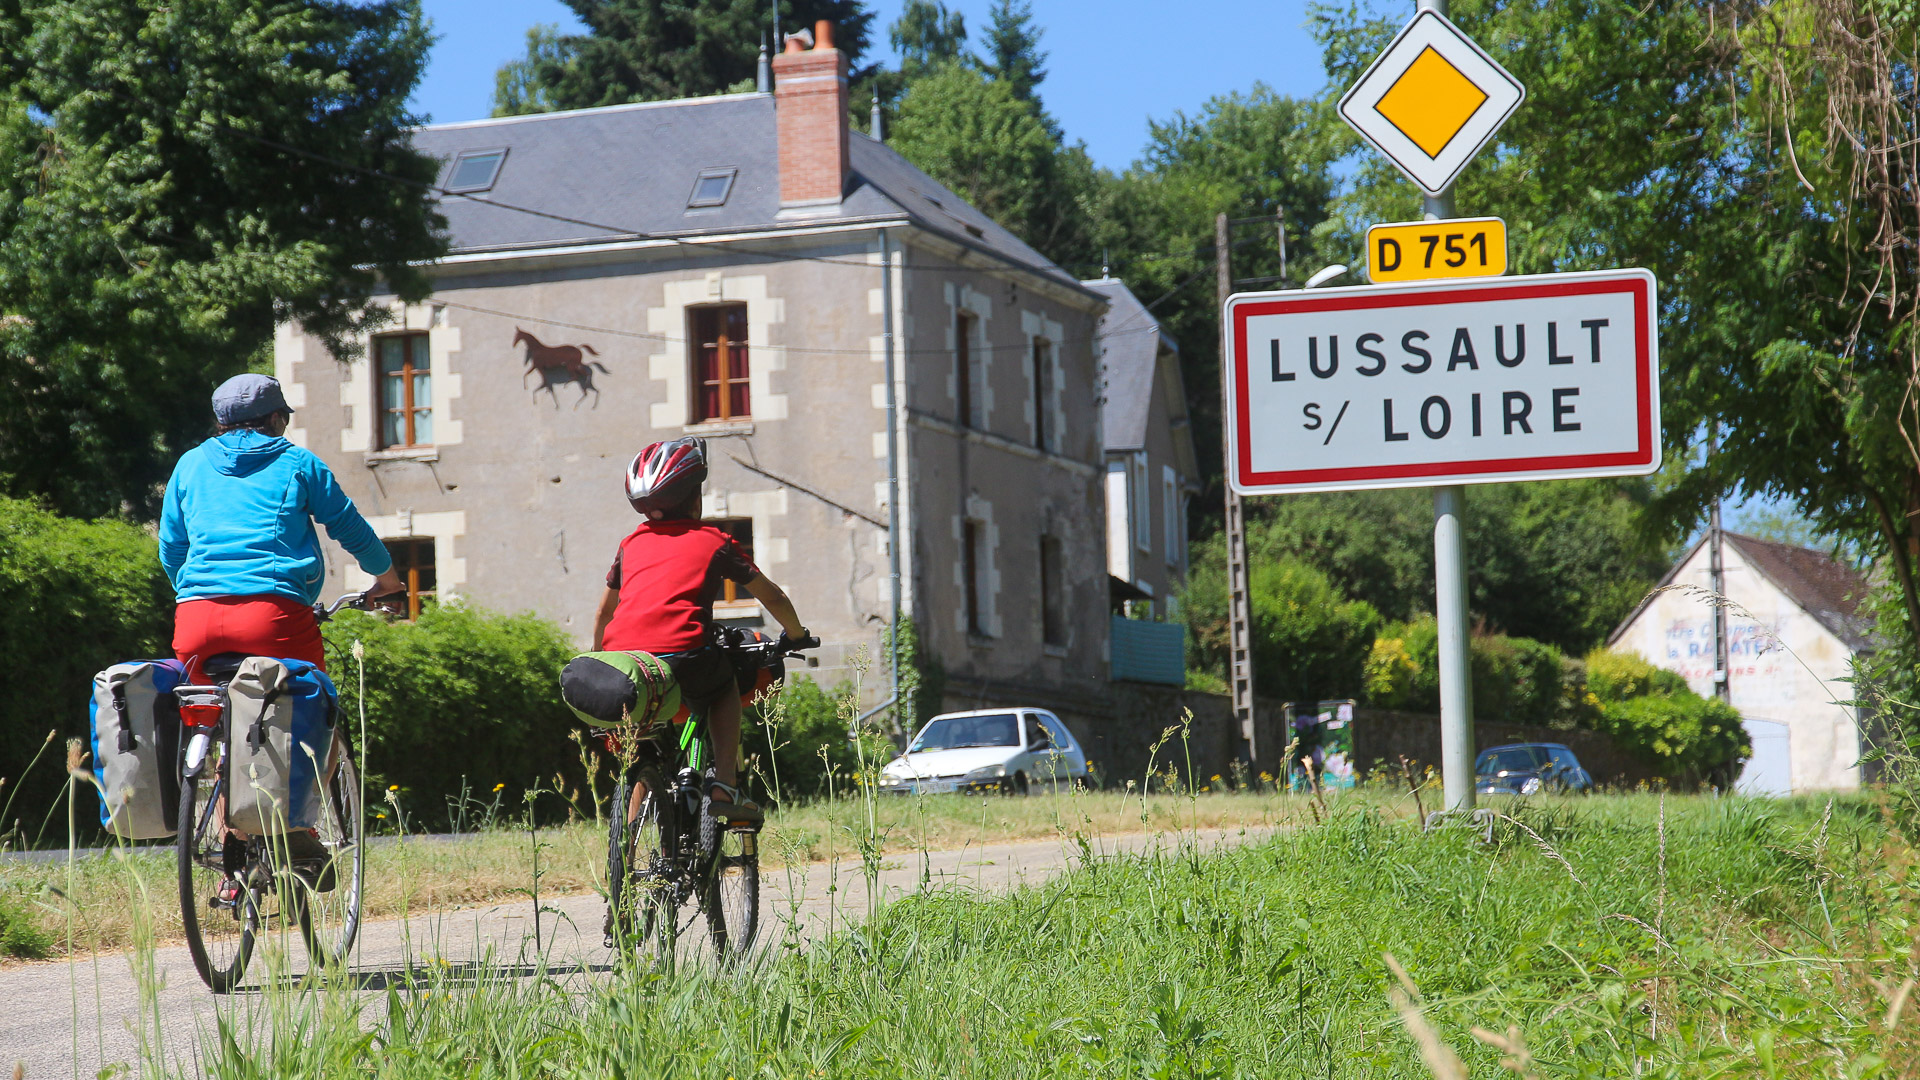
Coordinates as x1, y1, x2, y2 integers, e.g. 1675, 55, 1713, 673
180, 704, 223, 729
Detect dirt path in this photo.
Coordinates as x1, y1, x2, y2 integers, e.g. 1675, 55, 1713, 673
2, 826, 1269, 1078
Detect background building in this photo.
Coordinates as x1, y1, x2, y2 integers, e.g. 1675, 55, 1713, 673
276, 28, 1114, 734
1087, 278, 1199, 687
1608, 532, 1871, 793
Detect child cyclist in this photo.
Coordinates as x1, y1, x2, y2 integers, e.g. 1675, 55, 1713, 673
591, 437, 813, 821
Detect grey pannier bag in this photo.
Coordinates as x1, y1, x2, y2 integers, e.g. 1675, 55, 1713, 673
87, 660, 187, 839
224, 656, 337, 837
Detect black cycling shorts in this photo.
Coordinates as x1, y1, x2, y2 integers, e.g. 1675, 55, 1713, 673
656, 645, 735, 709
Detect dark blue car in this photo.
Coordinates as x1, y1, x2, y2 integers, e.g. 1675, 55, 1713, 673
1475, 743, 1594, 795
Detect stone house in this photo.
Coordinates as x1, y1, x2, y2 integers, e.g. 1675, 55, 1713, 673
1607, 532, 1871, 793
1085, 278, 1199, 688
1086, 278, 1199, 615
273, 26, 1114, 732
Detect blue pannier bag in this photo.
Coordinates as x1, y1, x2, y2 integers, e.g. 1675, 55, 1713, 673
224, 657, 337, 835
89, 659, 188, 839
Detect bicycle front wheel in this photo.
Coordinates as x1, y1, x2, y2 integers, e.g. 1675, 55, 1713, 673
704, 826, 759, 962
177, 736, 256, 993
295, 735, 365, 968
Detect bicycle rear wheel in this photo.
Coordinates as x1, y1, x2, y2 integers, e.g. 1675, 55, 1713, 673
704, 826, 759, 962
608, 765, 676, 966
295, 736, 365, 968
177, 737, 256, 993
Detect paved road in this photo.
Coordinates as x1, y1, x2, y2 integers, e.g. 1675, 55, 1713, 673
2, 827, 1265, 1078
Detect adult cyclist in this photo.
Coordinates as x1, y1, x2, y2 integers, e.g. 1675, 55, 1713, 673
591, 437, 811, 821
159, 373, 403, 680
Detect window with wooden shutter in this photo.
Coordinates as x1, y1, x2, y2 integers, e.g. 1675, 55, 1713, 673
690, 304, 750, 421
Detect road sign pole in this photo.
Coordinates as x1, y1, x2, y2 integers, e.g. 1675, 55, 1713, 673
1417, 0, 1475, 814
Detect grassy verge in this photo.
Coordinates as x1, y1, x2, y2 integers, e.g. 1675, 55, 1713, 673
0, 786, 1327, 961
162, 792, 1915, 1076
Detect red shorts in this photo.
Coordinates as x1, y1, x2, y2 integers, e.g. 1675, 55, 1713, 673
173, 596, 325, 683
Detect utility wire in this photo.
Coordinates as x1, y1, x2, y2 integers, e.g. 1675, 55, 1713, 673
240, 130, 1241, 286
437, 297, 1157, 356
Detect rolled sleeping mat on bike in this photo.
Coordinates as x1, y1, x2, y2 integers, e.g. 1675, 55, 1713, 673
88, 659, 188, 839
224, 657, 337, 836
560, 651, 682, 732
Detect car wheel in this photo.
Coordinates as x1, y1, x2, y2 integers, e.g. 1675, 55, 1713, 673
1010, 772, 1030, 797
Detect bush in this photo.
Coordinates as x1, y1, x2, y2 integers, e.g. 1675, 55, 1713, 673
0, 888, 51, 959
0, 496, 172, 840
1185, 546, 1380, 703
1364, 617, 1566, 726
1584, 649, 1750, 783
747, 677, 888, 803
321, 603, 586, 824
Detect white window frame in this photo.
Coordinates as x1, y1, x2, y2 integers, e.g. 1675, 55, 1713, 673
1131, 452, 1151, 554
1162, 466, 1180, 565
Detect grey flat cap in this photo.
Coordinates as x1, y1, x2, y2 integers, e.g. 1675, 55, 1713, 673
212, 374, 293, 426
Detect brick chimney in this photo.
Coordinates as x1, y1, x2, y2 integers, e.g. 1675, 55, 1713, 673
773, 19, 850, 208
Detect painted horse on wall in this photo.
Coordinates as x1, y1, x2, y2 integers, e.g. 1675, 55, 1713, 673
515, 328, 611, 409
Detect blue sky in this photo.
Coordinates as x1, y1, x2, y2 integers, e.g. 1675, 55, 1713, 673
410, 0, 1331, 171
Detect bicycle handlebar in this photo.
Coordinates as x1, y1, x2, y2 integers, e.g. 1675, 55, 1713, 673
313, 590, 404, 623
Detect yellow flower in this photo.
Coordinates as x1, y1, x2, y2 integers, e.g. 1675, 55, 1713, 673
375, 812, 387, 819
493, 783, 505, 792
388, 784, 400, 792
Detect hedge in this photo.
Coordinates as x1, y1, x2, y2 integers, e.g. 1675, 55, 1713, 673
1364, 620, 1750, 781
0, 496, 172, 842
1364, 617, 1570, 727
1584, 649, 1750, 783
321, 604, 588, 826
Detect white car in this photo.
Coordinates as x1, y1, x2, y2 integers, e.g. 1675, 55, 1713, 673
878, 708, 1090, 795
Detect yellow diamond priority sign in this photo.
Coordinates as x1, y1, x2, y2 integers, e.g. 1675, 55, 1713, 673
1338, 10, 1524, 196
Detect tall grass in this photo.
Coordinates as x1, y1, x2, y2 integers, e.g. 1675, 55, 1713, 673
132, 791, 1908, 1078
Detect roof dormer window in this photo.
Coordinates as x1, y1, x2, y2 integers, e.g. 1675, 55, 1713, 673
445, 148, 507, 193
688, 168, 737, 208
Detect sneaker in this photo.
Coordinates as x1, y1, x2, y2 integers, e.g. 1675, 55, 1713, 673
214, 876, 242, 908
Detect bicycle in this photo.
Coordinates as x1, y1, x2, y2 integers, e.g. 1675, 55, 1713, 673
172, 591, 382, 993
599, 629, 816, 967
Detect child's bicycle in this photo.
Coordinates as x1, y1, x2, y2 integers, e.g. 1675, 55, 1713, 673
598, 628, 815, 965
171, 591, 383, 993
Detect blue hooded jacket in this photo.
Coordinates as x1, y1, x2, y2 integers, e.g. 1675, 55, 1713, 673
159, 431, 393, 605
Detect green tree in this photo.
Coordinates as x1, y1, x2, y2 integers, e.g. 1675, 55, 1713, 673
889, 0, 966, 77
0, 0, 445, 520
500, 0, 878, 113
890, 64, 1060, 246
979, 0, 1046, 110
1184, 543, 1380, 703
1239, 480, 1666, 656
1086, 89, 1338, 514
1308, 0, 1920, 659
493, 25, 573, 117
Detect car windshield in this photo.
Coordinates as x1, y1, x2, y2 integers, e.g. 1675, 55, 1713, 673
910, 713, 1020, 752
1476, 747, 1546, 776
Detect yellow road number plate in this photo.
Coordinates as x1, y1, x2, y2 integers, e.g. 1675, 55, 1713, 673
1366, 217, 1507, 283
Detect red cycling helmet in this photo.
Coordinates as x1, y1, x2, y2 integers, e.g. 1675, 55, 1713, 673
625, 437, 708, 517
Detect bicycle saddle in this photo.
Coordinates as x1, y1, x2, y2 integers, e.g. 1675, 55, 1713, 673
202, 652, 249, 682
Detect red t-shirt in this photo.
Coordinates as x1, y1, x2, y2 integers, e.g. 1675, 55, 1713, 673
602, 520, 760, 653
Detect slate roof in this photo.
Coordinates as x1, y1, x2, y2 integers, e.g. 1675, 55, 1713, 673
1607, 531, 1874, 651
413, 92, 1087, 294
1726, 532, 1874, 650
1083, 278, 1176, 451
